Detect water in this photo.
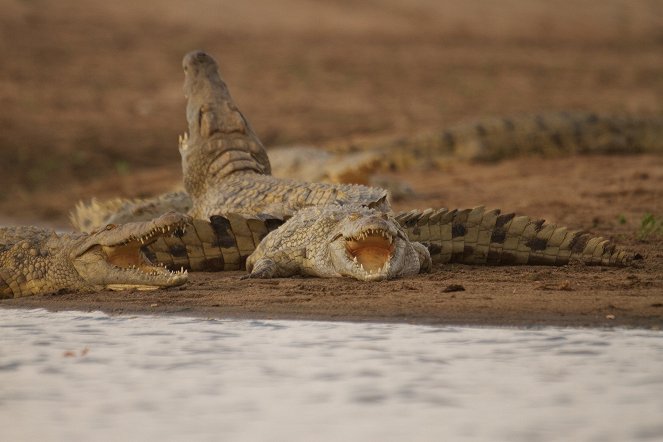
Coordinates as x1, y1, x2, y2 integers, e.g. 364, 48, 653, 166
1, 309, 662, 442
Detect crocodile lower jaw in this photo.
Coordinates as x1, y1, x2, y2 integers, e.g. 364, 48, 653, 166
100, 245, 188, 289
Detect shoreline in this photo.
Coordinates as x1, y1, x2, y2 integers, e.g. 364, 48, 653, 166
3, 267, 662, 330
2, 155, 661, 330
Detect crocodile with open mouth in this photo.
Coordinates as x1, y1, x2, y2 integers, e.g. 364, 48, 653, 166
244, 204, 432, 281
0, 212, 190, 298
242, 203, 635, 280
70, 51, 638, 281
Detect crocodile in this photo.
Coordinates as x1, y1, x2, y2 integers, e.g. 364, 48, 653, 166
0, 212, 190, 298
71, 51, 637, 280
179, 50, 386, 220
72, 191, 193, 234
244, 204, 431, 280
71, 109, 663, 230
242, 203, 635, 280
263, 112, 663, 185
138, 204, 633, 279
70, 51, 387, 231
323, 111, 663, 181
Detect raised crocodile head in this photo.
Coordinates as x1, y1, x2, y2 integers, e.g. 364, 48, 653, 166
179, 50, 271, 200
69, 211, 191, 291
245, 205, 431, 281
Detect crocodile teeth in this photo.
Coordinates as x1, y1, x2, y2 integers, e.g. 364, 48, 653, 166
179, 132, 190, 150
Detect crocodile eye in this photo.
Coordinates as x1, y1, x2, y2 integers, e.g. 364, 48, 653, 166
348, 213, 360, 221
105, 224, 117, 231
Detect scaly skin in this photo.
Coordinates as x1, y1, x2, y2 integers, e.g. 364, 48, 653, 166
244, 205, 432, 281
72, 110, 662, 231
71, 191, 192, 233
179, 51, 386, 220
325, 111, 663, 181
132, 205, 634, 275
243, 204, 636, 280
70, 51, 638, 279
0, 212, 190, 298
396, 206, 634, 266
70, 54, 661, 231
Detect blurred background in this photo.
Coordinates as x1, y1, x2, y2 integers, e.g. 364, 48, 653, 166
1, 0, 662, 223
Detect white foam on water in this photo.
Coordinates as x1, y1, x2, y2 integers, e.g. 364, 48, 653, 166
1, 308, 662, 441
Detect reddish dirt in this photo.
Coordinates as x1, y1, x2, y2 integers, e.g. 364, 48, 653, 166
1, 0, 662, 327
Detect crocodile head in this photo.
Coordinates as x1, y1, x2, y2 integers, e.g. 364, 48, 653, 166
245, 205, 431, 281
327, 207, 431, 281
179, 50, 271, 200
70, 211, 190, 291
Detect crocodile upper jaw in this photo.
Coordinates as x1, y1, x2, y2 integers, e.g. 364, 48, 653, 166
72, 212, 191, 290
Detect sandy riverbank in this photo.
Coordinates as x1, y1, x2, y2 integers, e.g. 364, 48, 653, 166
1, 1, 661, 327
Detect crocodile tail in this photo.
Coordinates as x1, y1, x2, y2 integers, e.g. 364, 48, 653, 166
70, 191, 192, 233
361, 112, 663, 170
396, 206, 635, 266
441, 112, 663, 162
70, 197, 133, 233
143, 214, 285, 271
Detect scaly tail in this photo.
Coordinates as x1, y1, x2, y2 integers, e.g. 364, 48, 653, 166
436, 112, 663, 162
71, 191, 192, 233
331, 112, 663, 171
143, 214, 285, 271
396, 206, 636, 266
